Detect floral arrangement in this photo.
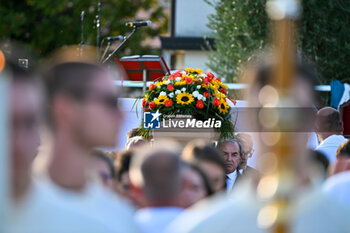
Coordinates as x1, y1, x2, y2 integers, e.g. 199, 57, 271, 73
140, 68, 236, 138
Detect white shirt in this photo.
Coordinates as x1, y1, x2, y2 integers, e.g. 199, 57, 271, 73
226, 170, 239, 194
315, 134, 347, 162
8, 180, 117, 233
135, 207, 183, 233
39, 177, 141, 233
323, 171, 350, 208
165, 182, 350, 233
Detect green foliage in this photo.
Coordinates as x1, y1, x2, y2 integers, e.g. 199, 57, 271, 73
206, 0, 268, 82
0, 0, 168, 58
207, 0, 350, 84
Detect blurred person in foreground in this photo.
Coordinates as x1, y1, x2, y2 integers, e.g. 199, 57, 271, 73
41, 49, 140, 233
130, 141, 184, 233
164, 58, 350, 233
182, 140, 226, 193
4, 52, 113, 233
314, 107, 347, 163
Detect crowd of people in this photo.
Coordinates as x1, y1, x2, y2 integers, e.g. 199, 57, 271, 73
4, 46, 350, 233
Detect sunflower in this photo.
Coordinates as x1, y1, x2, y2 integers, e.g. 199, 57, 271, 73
218, 99, 229, 114
176, 92, 194, 105
154, 95, 169, 105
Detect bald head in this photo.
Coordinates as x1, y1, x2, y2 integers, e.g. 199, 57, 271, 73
315, 107, 342, 139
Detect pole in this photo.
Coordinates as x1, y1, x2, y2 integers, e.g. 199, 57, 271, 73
96, 0, 102, 58
102, 27, 138, 64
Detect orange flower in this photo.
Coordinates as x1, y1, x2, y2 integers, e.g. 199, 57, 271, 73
185, 76, 193, 85
196, 100, 204, 109
164, 99, 173, 107
149, 83, 156, 91
167, 84, 174, 91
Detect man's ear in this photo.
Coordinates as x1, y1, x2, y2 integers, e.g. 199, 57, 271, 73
52, 94, 76, 129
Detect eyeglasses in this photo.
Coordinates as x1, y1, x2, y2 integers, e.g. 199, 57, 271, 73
79, 89, 120, 110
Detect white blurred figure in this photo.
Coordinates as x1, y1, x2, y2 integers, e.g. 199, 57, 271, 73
39, 58, 140, 233
164, 60, 350, 233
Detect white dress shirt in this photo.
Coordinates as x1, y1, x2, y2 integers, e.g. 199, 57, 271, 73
315, 134, 347, 163
135, 207, 183, 233
226, 170, 239, 194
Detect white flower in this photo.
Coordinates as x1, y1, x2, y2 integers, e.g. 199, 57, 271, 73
202, 97, 206, 102
165, 80, 170, 85
181, 71, 186, 75
196, 85, 201, 89
168, 92, 174, 98
197, 94, 203, 100
160, 91, 167, 96
175, 77, 181, 82
192, 91, 199, 98
175, 90, 181, 95
181, 87, 186, 92
154, 98, 157, 101
199, 73, 206, 78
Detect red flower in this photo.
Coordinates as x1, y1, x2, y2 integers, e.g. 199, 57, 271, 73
164, 99, 173, 107
168, 75, 175, 80
220, 87, 227, 95
228, 97, 237, 105
167, 84, 174, 91
213, 98, 221, 106
203, 91, 209, 98
144, 108, 150, 112
185, 76, 193, 84
149, 102, 156, 109
196, 100, 204, 109
207, 72, 215, 79
149, 83, 156, 91
142, 98, 147, 107
174, 71, 182, 77
215, 77, 222, 82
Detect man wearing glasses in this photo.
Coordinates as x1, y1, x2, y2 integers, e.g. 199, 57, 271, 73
42, 58, 141, 233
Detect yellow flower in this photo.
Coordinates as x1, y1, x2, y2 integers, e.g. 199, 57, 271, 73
155, 95, 169, 105
222, 84, 228, 90
185, 68, 194, 73
174, 80, 187, 86
214, 91, 226, 99
218, 99, 229, 114
176, 92, 194, 105
156, 81, 165, 87
210, 84, 219, 92
145, 94, 149, 101
195, 68, 203, 74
